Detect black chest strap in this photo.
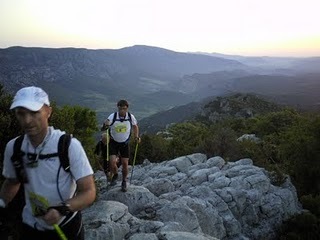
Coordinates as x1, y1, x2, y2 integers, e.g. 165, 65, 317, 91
11, 134, 72, 183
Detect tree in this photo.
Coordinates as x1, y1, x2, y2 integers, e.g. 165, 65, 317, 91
201, 127, 239, 159
0, 85, 21, 176
50, 104, 98, 165
49, 103, 76, 133
167, 122, 208, 157
134, 134, 153, 164
252, 108, 299, 136
277, 114, 320, 196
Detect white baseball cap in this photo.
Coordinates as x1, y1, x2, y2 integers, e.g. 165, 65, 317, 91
10, 86, 50, 111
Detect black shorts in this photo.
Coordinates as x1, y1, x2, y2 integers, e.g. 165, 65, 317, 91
109, 139, 130, 158
21, 211, 84, 240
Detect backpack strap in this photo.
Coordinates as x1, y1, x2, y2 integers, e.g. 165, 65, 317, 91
58, 134, 72, 172
127, 112, 133, 141
110, 112, 132, 126
11, 135, 28, 183
109, 112, 117, 126
128, 112, 132, 127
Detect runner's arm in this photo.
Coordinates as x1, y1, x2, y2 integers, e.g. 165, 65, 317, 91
42, 175, 96, 225
101, 119, 111, 131
132, 124, 140, 140
64, 175, 96, 212
0, 178, 21, 206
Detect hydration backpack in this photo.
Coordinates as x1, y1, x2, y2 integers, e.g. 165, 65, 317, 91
109, 112, 132, 127
11, 134, 72, 183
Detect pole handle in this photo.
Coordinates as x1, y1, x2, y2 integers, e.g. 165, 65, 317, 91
53, 224, 68, 240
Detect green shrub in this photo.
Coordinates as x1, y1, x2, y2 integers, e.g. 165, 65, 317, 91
301, 194, 320, 218
278, 212, 320, 240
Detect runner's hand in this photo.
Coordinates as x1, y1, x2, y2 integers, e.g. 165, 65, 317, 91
42, 208, 63, 225
101, 124, 109, 131
134, 137, 141, 143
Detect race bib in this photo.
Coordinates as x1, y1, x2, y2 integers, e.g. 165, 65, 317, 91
115, 124, 127, 133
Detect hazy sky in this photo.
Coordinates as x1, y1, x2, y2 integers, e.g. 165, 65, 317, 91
1, 0, 319, 57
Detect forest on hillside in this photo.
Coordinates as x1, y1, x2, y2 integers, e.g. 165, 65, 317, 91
0, 84, 319, 239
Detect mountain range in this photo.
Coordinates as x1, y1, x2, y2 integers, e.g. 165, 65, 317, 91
0, 45, 319, 126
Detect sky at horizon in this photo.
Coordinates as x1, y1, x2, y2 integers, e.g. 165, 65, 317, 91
1, 0, 319, 57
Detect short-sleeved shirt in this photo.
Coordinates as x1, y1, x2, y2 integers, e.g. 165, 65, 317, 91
2, 126, 94, 230
107, 112, 138, 143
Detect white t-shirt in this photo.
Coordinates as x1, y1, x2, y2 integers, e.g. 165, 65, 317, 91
2, 126, 94, 230
107, 112, 138, 143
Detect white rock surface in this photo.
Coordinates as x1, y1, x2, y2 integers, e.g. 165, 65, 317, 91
83, 153, 302, 240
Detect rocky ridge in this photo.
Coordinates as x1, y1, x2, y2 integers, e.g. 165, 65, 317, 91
83, 153, 302, 240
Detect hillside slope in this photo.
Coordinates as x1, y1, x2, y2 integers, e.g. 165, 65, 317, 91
139, 93, 283, 134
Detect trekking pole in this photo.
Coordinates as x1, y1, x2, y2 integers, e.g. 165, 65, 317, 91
130, 142, 139, 184
53, 224, 68, 240
106, 129, 112, 186
106, 130, 109, 163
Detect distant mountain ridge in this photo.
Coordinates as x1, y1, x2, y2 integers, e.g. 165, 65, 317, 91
1, 45, 319, 123
0, 45, 246, 120
193, 51, 320, 73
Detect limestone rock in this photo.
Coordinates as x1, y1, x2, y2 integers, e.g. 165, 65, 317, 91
84, 153, 302, 240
